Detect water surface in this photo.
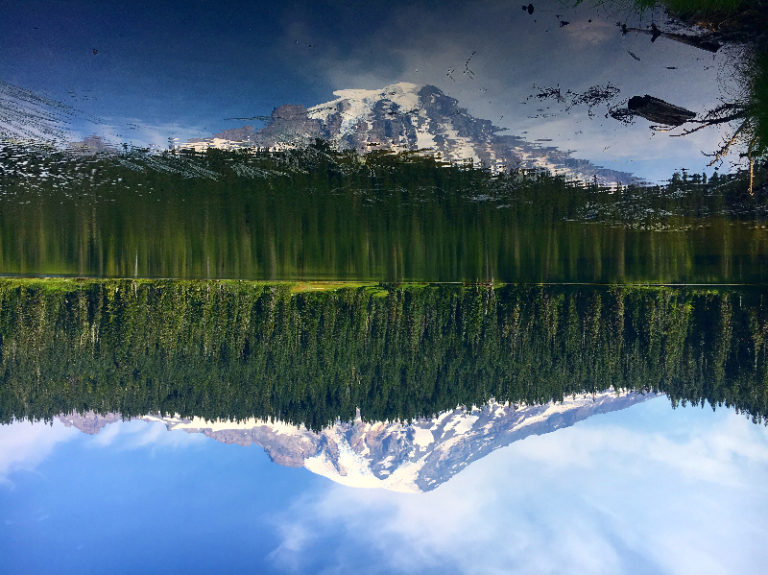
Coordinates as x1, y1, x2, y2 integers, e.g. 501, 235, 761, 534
1, 1, 767, 573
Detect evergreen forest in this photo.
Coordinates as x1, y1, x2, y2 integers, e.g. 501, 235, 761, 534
1, 279, 766, 429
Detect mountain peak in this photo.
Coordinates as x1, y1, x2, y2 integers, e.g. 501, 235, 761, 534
59, 390, 652, 492
308, 82, 424, 132
329, 81, 423, 101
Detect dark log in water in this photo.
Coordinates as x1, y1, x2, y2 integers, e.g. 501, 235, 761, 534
626, 95, 697, 126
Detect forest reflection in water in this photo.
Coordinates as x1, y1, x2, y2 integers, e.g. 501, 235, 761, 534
0, 147, 767, 283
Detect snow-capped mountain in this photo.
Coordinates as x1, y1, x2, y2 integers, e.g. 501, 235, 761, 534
181, 82, 634, 185
59, 390, 653, 493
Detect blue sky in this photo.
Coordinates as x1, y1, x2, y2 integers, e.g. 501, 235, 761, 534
2, 399, 767, 575
0, 0, 745, 181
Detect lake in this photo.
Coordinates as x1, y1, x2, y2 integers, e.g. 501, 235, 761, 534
1, 1, 767, 573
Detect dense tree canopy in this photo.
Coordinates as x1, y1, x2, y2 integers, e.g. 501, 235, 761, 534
1, 280, 765, 429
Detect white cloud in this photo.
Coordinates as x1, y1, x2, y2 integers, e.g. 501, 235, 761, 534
71, 117, 211, 150
561, 19, 618, 47
0, 418, 207, 487
88, 420, 209, 451
0, 420, 79, 487
268, 405, 768, 575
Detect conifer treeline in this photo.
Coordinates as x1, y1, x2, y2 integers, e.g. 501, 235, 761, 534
0, 280, 766, 429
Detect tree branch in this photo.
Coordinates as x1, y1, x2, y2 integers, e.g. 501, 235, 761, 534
701, 120, 749, 166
